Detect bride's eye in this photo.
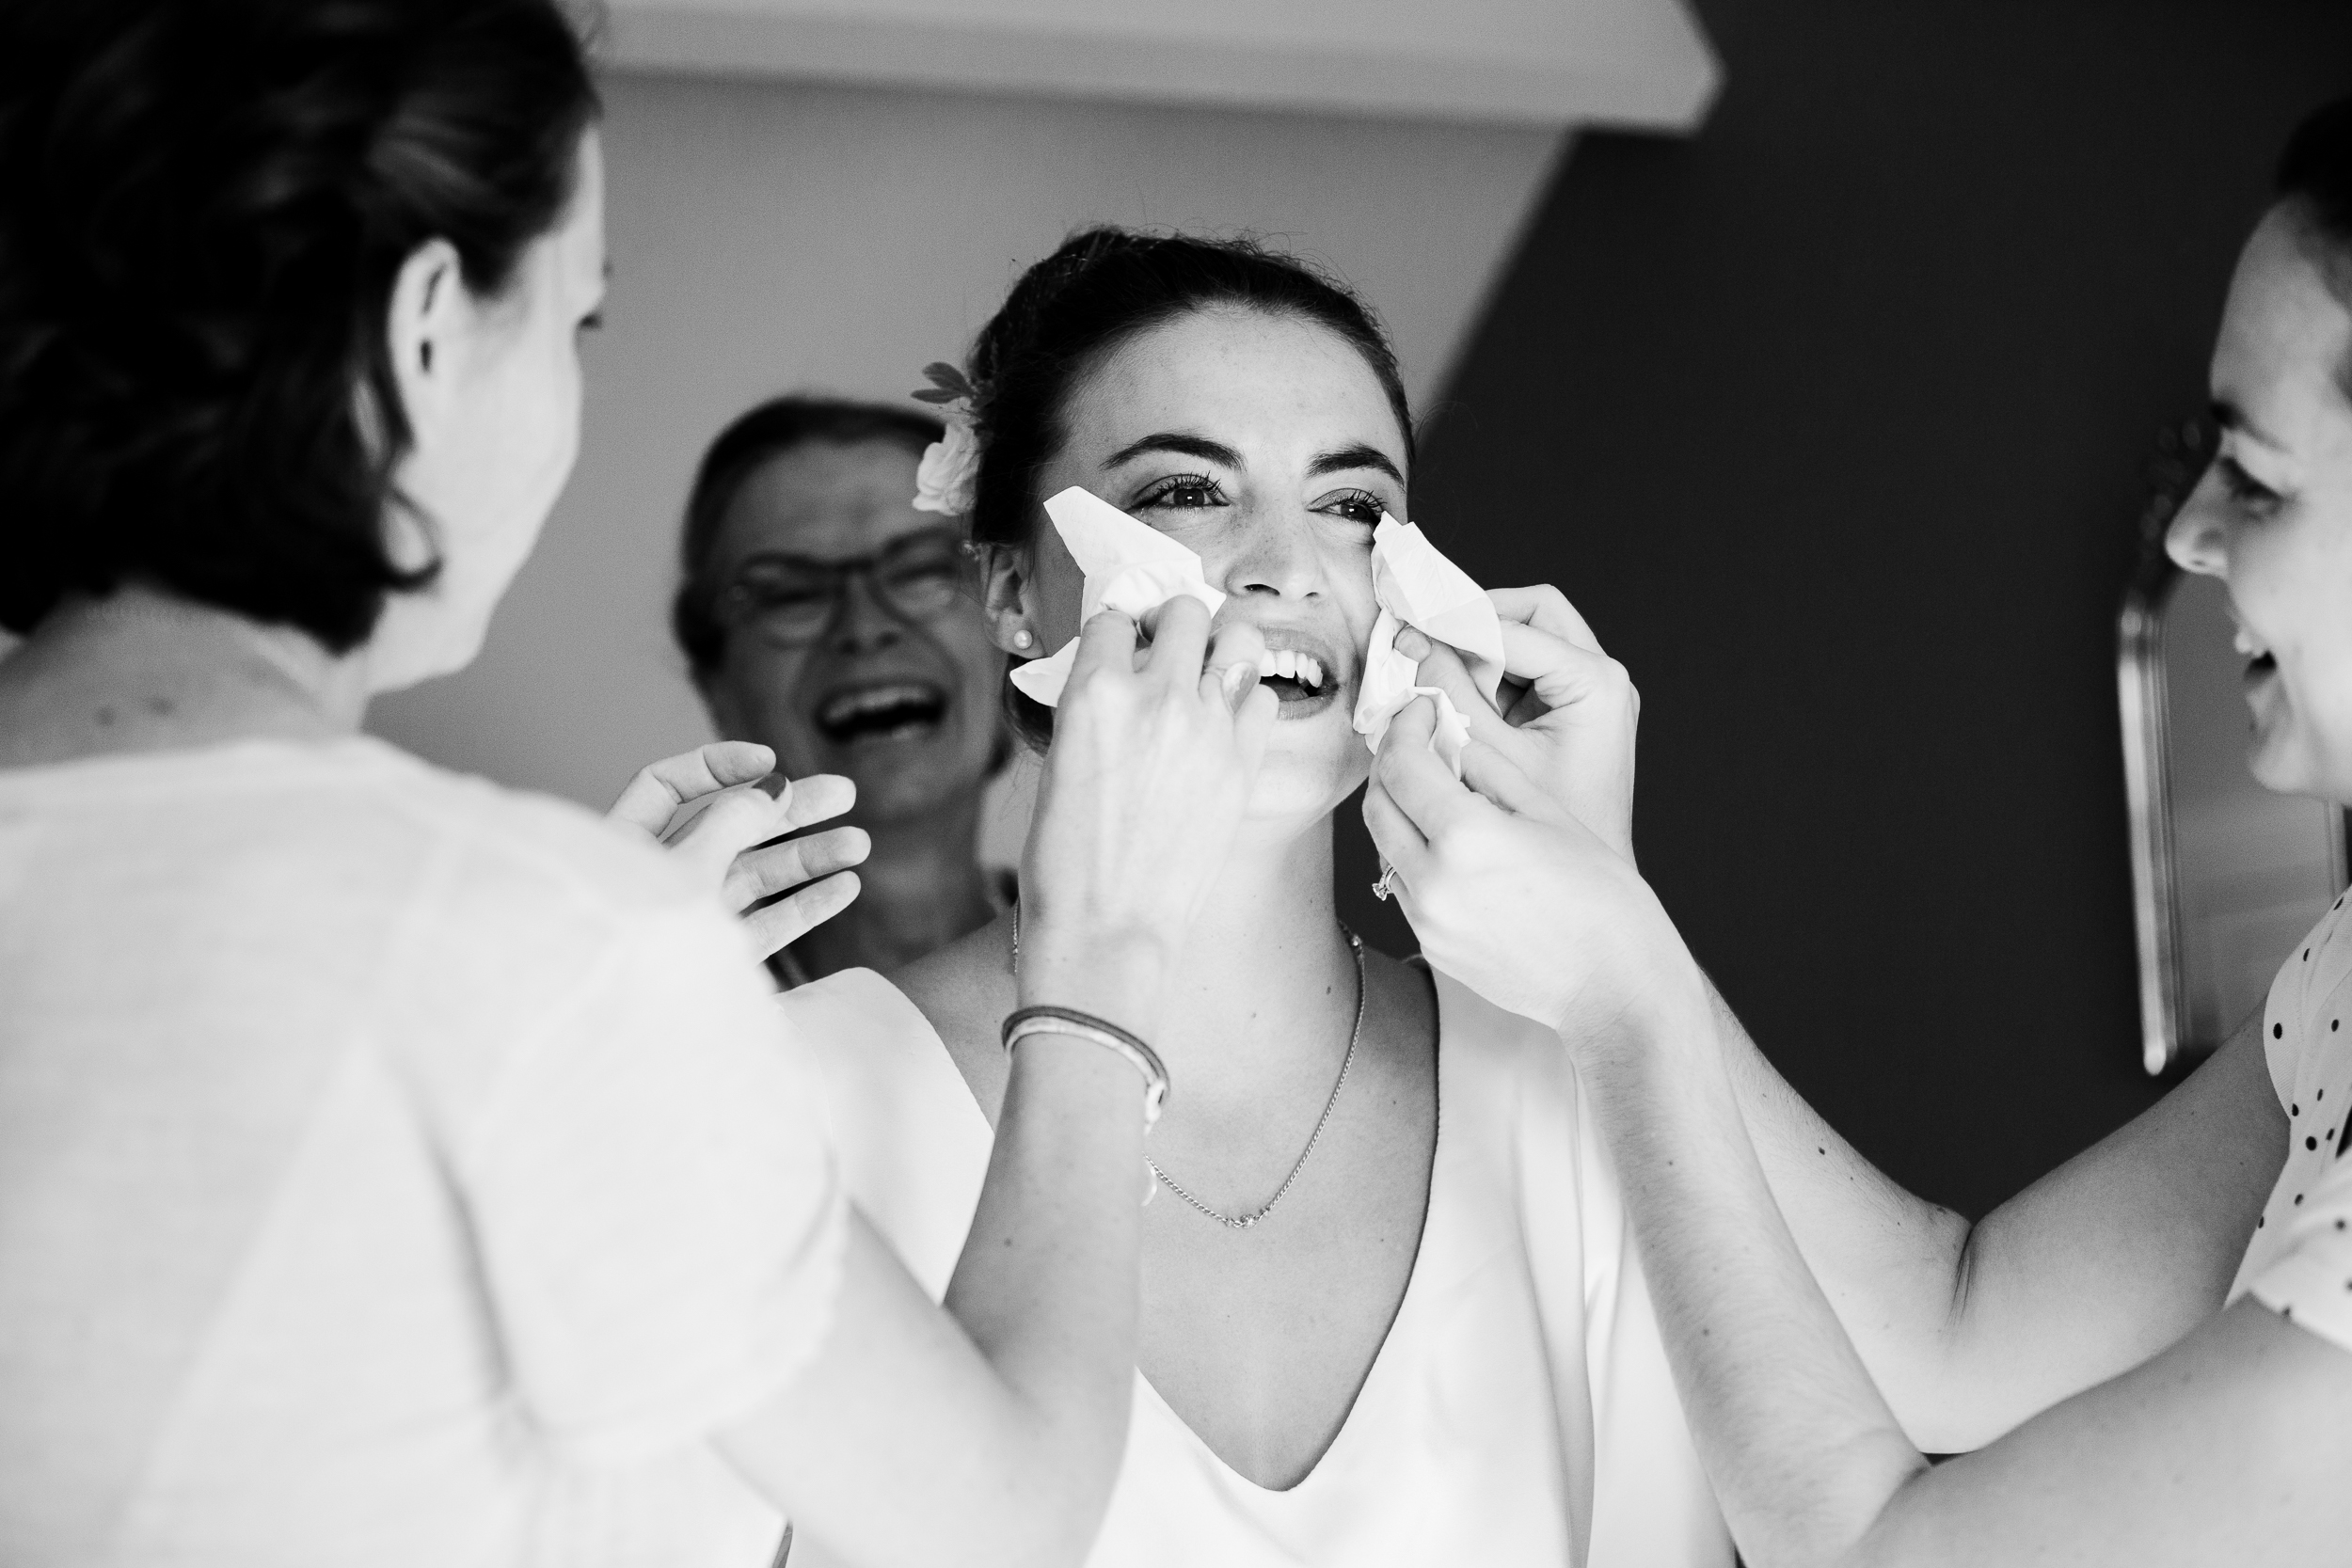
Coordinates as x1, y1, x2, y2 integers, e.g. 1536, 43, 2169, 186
1319, 489, 1386, 529
1134, 473, 1227, 512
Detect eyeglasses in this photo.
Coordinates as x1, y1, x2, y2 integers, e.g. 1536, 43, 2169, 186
713, 526, 975, 647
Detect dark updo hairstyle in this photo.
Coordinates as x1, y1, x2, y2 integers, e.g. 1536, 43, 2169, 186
0, 0, 599, 650
961, 227, 1414, 747
2279, 92, 2352, 303
671, 395, 946, 681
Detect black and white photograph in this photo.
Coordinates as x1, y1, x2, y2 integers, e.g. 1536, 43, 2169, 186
4, 1, 2352, 1564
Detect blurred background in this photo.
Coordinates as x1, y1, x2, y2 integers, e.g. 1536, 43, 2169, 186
367, 0, 2352, 1221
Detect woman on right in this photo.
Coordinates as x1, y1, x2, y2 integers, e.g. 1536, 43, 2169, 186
1365, 93, 2352, 1567
782, 228, 1731, 1568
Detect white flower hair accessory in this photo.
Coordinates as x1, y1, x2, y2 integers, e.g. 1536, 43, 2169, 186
911, 360, 981, 516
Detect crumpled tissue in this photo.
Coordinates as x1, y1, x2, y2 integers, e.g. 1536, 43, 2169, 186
1350, 515, 1504, 777
1006, 486, 1225, 707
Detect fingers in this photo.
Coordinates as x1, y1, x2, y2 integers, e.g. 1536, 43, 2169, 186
608, 741, 778, 836
741, 871, 863, 959
1139, 594, 1214, 686
1065, 607, 1141, 693
723, 824, 871, 912
1371, 697, 1486, 842
1412, 637, 1501, 720
1495, 621, 1636, 721
1231, 680, 1278, 768
1488, 583, 1603, 656
1201, 617, 1269, 710
776, 771, 856, 832
1360, 777, 1431, 893
1457, 737, 1554, 820
1406, 638, 1553, 783
663, 783, 794, 883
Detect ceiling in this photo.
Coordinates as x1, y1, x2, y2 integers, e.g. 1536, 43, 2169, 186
602, 0, 1719, 129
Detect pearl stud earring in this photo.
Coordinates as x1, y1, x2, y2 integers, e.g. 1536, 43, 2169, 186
1012, 628, 1035, 650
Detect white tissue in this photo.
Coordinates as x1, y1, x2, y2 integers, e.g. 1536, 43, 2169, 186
1006, 486, 1226, 707
1351, 515, 1504, 776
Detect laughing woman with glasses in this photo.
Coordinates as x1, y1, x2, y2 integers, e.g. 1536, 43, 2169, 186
674, 398, 1017, 985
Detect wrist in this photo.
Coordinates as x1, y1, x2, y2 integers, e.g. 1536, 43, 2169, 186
1549, 895, 1712, 1061
1018, 925, 1173, 1041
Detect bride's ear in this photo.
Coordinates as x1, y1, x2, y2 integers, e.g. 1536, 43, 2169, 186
977, 543, 1042, 657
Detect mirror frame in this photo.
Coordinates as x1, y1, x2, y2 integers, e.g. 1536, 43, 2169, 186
2119, 420, 2347, 1074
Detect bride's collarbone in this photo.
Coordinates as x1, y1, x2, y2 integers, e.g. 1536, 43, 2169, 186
900, 925, 1443, 1486
1144, 957, 1438, 1491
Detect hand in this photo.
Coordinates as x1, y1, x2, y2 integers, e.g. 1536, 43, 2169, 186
1020, 598, 1276, 1022
1399, 583, 1638, 864
607, 741, 870, 958
1362, 695, 1697, 1042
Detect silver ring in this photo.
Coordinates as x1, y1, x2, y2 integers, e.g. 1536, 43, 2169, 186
1371, 864, 1399, 901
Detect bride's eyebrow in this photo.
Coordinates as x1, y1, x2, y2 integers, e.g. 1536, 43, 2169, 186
1309, 444, 1404, 484
1103, 433, 1240, 468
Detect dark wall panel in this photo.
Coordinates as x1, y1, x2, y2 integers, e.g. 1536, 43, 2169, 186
1337, 0, 2352, 1218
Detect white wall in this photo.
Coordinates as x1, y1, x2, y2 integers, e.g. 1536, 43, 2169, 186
366, 72, 1565, 808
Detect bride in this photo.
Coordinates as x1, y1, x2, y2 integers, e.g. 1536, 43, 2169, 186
783, 228, 1729, 1567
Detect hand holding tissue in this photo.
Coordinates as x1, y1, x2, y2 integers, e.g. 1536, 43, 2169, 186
1350, 516, 1503, 776
1007, 487, 1226, 707
1005, 491, 1502, 782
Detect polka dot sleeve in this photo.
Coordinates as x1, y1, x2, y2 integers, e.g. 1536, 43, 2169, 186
2246, 1149, 2352, 1347
2236, 892, 2352, 1349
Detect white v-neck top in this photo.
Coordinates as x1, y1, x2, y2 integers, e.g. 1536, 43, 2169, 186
2228, 889, 2352, 1353
779, 966, 1730, 1568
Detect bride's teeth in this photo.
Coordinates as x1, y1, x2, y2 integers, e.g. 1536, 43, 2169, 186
1247, 646, 1327, 691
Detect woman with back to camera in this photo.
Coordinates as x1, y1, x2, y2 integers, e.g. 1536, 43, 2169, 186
0, 5, 1275, 1565
781, 228, 1732, 1568
674, 397, 1015, 985
1363, 94, 2352, 1566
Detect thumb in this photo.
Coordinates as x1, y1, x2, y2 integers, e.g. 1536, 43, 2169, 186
1496, 621, 1631, 723
607, 742, 777, 837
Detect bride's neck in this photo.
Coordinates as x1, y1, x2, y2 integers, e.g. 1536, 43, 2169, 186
1146, 811, 1359, 1087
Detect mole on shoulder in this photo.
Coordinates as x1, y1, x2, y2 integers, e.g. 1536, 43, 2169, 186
145, 696, 176, 717
94, 705, 116, 727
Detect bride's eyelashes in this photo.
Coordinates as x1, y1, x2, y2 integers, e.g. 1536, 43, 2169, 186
1131, 472, 1228, 513
1128, 475, 1390, 531
1315, 487, 1386, 529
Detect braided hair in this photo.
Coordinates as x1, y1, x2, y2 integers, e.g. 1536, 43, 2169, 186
0, 0, 598, 649
957, 227, 1413, 746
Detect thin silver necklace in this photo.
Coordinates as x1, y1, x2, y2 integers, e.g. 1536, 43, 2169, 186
1012, 905, 1367, 1230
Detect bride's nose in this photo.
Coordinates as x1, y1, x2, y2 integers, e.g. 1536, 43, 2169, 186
1216, 505, 1327, 601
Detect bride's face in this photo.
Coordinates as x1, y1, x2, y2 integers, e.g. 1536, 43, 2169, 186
1020, 305, 1408, 823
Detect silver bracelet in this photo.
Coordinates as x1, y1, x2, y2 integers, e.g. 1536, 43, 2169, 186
1001, 1006, 1169, 1127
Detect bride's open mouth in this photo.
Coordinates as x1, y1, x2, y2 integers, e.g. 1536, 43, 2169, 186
1248, 635, 1346, 719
